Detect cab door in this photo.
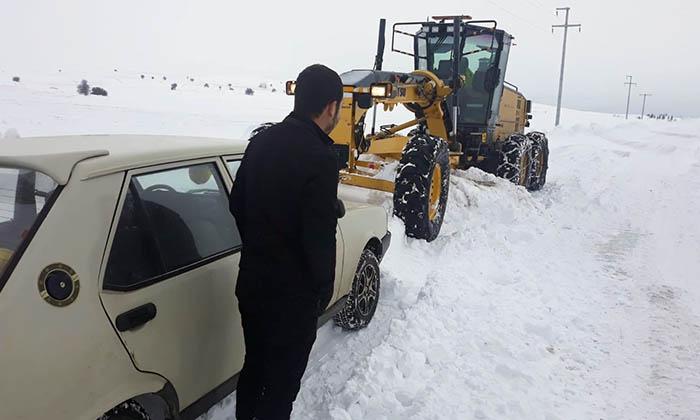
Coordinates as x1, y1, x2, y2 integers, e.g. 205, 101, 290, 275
99, 158, 244, 410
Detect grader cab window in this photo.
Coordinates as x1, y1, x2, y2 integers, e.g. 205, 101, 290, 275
417, 27, 502, 126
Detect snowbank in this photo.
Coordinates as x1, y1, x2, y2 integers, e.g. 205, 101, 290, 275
2, 71, 699, 419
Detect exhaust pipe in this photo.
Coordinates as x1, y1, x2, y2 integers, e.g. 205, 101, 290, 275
371, 18, 386, 135
451, 16, 461, 138
374, 18, 386, 71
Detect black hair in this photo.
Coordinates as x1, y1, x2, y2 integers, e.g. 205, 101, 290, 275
293, 64, 343, 118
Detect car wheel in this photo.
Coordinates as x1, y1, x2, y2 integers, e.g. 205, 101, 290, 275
334, 249, 381, 331
100, 400, 150, 420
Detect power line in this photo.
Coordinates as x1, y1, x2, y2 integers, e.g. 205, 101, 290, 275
481, 0, 550, 34
640, 93, 652, 119
552, 7, 582, 126
526, 0, 548, 8
624, 75, 637, 120
520, 0, 547, 11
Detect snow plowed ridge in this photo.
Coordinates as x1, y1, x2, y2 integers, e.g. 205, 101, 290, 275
1, 74, 699, 419
293, 119, 700, 420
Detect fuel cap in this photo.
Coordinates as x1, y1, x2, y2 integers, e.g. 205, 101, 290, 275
38, 263, 80, 307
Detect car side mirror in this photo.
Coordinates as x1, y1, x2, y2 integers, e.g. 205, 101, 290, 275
336, 199, 346, 219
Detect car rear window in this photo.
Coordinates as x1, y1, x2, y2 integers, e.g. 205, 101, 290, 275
0, 168, 59, 280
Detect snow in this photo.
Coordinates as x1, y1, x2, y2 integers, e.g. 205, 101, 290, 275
2, 71, 700, 419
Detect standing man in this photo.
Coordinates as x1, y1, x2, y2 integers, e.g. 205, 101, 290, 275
229, 64, 343, 420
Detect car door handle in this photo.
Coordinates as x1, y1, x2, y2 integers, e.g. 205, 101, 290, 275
116, 303, 157, 332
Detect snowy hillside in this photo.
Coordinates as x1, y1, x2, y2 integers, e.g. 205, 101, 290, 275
2, 72, 699, 419
0, 68, 290, 139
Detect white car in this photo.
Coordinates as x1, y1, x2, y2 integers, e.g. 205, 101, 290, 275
0, 135, 390, 420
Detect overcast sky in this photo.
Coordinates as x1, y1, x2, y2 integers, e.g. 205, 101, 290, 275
2, 0, 698, 117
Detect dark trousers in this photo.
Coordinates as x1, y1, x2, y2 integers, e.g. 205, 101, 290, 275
236, 298, 318, 420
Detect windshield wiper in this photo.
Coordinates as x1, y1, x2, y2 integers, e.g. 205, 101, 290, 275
462, 46, 497, 56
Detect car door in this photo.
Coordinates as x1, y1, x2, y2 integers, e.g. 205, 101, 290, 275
223, 155, 344, 306
99, 158, 244, 410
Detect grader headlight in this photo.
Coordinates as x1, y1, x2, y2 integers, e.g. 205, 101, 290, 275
285, 81, 296, 95
370, 83, 393, 98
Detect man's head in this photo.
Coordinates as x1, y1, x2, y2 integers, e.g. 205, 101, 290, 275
294, 64, 343, 134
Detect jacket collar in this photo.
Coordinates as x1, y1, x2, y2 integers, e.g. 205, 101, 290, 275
285, 112, 334, 145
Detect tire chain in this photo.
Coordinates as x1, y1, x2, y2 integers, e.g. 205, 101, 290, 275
98, 400, 150, 420
395, 134, 435, 217
248, 122, 277, 140
525, 131, 549, 190
334, 250, 380, 330
496, 133, 531, 185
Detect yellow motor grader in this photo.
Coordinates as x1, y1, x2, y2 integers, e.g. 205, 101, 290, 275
276, 15, 549, 241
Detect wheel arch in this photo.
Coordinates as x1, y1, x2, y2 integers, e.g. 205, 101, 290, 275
364, 237, 383, 260
99, 380, 180, 420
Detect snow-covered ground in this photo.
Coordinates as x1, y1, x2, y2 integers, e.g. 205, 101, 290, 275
2, 71, 699, 419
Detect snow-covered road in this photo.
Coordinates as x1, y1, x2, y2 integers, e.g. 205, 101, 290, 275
2, 71, 699, 419
207, 113, 700, 420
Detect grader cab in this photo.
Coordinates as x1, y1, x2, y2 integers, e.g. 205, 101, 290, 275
278, 15, 549, 242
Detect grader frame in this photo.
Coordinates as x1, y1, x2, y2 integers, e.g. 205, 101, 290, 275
323, 69, 457, 194
282, 15, 549, 241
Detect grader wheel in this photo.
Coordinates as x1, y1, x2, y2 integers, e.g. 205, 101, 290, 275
248, 122, 277, 140
393, 133, 450, 242
495, 133, 532, 187
526, 132, 549, 191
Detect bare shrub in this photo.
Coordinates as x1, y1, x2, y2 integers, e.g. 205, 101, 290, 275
77, 80, 90, 95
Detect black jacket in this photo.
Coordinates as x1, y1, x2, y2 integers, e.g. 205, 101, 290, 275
230, 112, 339, 312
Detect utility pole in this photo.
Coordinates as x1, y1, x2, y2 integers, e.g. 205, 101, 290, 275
552, 7, 581, 127
624, 75, 637, 120
639, 93, 652, 120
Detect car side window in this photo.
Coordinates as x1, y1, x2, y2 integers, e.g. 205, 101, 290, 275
226, 159, 242, 179
105, 162, 241, 290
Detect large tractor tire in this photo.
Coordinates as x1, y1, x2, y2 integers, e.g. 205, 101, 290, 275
334, 249, 381, 330
393, 133, 450, 242
526, 132, 549, 191
495, 133, 532, 187
247, 122, 277, 140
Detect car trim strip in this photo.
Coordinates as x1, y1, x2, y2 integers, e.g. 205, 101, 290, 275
102, 246, 242, 292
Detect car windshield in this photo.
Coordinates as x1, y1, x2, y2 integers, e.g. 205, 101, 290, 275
0, 168, 59, 279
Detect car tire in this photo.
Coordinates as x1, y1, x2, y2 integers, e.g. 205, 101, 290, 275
100, 400, 150, 420
334, 249, 381, 331
393, 133, 450, 242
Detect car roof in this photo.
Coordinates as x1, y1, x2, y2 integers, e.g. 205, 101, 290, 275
0, 135, 247, 185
